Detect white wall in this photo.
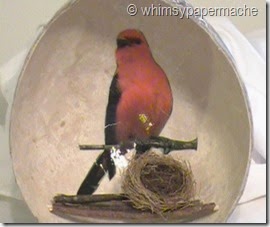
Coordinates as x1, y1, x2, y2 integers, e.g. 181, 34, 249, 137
0, 0, 69, 65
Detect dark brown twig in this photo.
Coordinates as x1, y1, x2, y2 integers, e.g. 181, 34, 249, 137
54, 193, 128, 204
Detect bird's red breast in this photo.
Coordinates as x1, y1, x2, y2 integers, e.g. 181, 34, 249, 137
115, 29, 173, 142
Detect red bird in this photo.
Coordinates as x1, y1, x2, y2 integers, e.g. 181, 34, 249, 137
77, 29, 173, 195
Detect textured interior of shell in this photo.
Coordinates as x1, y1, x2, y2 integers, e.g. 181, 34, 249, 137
10, 0, 251, 223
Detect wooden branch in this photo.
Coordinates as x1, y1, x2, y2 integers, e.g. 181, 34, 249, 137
54, 193, 127, 204
50, 193, 217, 223
79, 136, 198, 153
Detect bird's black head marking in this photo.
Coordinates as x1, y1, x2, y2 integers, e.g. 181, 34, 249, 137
117, 37, 142, 49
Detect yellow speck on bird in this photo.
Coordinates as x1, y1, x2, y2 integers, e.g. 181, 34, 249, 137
138, 114, 153, 135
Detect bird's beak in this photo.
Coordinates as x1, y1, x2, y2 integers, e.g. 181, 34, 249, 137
117, 38, 131, 48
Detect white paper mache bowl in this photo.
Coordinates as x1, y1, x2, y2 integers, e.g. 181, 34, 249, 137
10, 0, 252, 223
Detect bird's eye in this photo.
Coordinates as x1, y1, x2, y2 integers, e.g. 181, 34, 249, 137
117, 38, 142, 49
132, 38, 142, 45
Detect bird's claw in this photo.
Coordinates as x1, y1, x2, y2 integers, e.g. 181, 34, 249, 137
163, 147, 172, 155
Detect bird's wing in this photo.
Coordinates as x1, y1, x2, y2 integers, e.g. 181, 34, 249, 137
77, 74, 122, 195
105, 73, 121, 145
104, 73, 122, 179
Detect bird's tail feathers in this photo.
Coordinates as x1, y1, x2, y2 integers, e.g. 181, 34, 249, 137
77, 149, 115, 195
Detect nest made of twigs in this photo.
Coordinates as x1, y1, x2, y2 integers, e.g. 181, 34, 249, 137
122, 152, 196, 214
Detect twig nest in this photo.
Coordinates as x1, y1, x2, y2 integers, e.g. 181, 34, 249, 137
122, 152, 196, 214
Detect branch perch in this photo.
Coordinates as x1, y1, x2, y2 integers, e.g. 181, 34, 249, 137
79, 136, 198, 154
